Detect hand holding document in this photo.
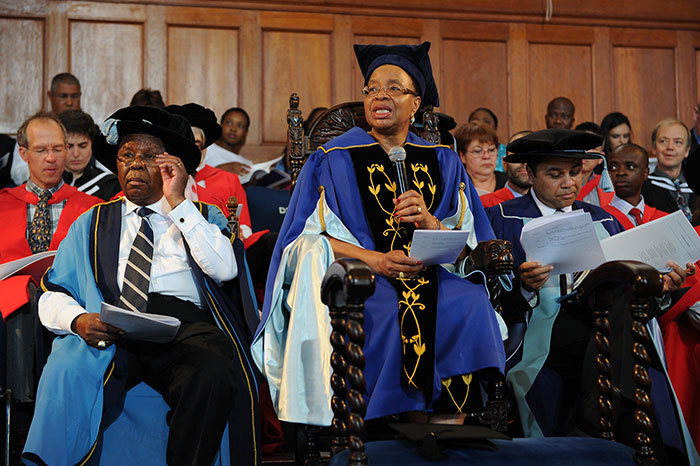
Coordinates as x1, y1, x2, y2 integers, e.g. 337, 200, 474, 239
520, 210, 700, 275
409, 229, 470, 265
100, 302, 180, 343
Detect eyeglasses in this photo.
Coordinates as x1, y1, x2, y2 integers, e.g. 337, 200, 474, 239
362, 84, 417, 98
468, 146, 498, 157
117, 152, 158, 166
55, 93, 81, 100
25, 145, 66, 156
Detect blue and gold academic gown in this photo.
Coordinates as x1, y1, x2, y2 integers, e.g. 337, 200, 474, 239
487, 194, 699, 464
252, 127, 506, 425
22, 198, 261, 466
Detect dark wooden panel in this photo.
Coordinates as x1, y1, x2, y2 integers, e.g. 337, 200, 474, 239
262, 29, 332, 143
0, 17, 44, 133
528, 43, 593, 131
441, 38, 509, 142
69, 20, 144, 124
696, 49, 700, 109
167, 25, 239, 121
612, 46, 676, 150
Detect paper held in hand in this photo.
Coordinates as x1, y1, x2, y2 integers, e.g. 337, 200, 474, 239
520, 209, 700, 275
100, 302, 181, 343
600, 210, 700, 272
409, 229, 470, 265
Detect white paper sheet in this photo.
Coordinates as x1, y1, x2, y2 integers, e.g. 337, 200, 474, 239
0, 250, 56, 281
520, 210, 606, 275
100, 302, 181, 343
600, 210, 700, 272
409, 229, 470, 265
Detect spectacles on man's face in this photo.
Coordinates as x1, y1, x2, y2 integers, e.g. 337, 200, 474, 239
55, 93, 81, 100
362, 84, 417, 98
117, 152, 158, 166
25, 145, 66, 157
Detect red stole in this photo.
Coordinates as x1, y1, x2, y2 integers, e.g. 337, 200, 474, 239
0, 184, 99, 318
577, 174, 614, 206
0, 184, 99, 263
479, 186, 516, 208
602, 203, 668, 230
657, 225, 700, 453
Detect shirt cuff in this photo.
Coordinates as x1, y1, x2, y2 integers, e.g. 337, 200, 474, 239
169, 199, 206, 234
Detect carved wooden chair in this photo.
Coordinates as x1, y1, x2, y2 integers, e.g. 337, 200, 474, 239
321, 259, 672, 465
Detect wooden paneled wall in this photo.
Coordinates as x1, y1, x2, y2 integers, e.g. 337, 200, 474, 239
2, 0, 700, 158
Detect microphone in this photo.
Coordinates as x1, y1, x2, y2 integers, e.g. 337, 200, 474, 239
388, 146, 409, 194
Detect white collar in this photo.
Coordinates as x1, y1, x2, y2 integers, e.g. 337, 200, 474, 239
123, 196, 170, 218
609, 194, 645, 214
531, 189, 572, 216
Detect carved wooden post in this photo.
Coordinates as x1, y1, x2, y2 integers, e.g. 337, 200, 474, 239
286, 93, 305, 188
346, 299, 367, 466
329, 292, 349, 455
630, 298, 658, 466
593, 298, 616, 441
321, 259, 375, 466
417, 106, 440, 144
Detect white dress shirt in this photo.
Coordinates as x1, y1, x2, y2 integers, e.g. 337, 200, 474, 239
39, 197, 237, 335
608, 194, 645, 226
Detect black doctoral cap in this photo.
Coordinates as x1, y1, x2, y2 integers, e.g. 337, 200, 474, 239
353, 41, 440, 108
93, 105, 201, 175
165, 103, 222, 149
504, 128, 604, 163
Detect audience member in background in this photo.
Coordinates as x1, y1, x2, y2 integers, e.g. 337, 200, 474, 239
480, 130, 532, 208
642, 118, 694, 220
58, 109, 120, 201
690, 102, 700, 156
206, 107, 251, 177
603, 143, 667, 229
0, 113, 99, 436
129, 88, 165, 108
574, 122, 612, 206
544, 97, 575, 129
455, 120, 507, 195
468, 107, 507, 172
0, 112, 100, 268
47, 73, 81, 115
207, 108, 284, 185
6, 72, 79, 187
600, 112, 632, 157
166, 104, 277, 285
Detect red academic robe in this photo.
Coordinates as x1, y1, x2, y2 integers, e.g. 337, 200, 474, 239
658, 224, 700, 454
601, 203, 668, 231
479, 186, 516, 208
577, 174, 614, 206
0, 184, 100, 318
195, 165, 268, 249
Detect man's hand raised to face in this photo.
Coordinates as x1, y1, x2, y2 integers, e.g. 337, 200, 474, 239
156, 152, 188, 208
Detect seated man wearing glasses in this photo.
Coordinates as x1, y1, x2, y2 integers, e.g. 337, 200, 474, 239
0, 110, 100, 291
0, 112, 99, 457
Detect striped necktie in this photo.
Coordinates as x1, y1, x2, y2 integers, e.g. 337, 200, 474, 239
29, 189, 53, 254
119, 207, 154, 313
